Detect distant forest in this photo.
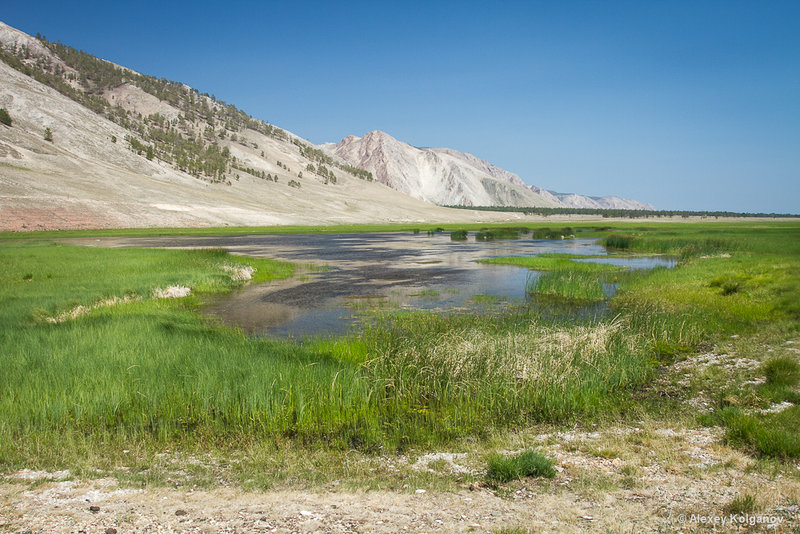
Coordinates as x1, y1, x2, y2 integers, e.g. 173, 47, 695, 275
443, 205, 798, 218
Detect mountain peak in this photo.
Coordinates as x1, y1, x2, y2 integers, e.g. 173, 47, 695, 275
325, 133, 562, 207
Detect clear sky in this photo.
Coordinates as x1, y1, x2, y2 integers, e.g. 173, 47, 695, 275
3, 1, 799, 212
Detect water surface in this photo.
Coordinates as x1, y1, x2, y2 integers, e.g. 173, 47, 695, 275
68, 232, 674, 338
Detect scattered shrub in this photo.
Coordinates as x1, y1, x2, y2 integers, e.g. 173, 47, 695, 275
476, 228, 520, 241
450, 230, 468, 241
486, 450, 556, 482
724, 493, 758, 515
0, 107, 11, 126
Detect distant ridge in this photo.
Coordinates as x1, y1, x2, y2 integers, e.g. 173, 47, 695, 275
324, 130, 654, 210
548, 191, 655, 211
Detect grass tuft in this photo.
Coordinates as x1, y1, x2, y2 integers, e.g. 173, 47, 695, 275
715, 406, 800, 459
486, 450, 556, 482
723, 493, 759, 515
762, 356, 800, 387
527, 270, 606, 301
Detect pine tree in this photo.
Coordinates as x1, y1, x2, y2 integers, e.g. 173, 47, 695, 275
44, 127, 53, 142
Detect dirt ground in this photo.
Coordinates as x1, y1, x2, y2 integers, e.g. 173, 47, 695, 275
2, 420, 798, 533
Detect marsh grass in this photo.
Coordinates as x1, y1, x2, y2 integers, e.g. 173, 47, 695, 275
481, 254, 625, 301
1, 221, 799, 470
0, 240, 661, 462
368, 312, 657, 429
475, 227, 523, 240
480, 255, 625, 273
527, 270, 607, 301
530, 227, 574, 239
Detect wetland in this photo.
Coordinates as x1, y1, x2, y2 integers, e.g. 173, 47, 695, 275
67, 231, 675, 338
1, 221, 799, 531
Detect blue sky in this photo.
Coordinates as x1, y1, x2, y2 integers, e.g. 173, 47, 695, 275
3, 1, 799, 212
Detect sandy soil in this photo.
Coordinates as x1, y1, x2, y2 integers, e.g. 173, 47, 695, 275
2, 421, 798, 533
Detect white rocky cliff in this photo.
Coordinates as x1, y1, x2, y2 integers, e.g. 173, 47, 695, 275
324, 131, 653, 210
323, 131, 563, 208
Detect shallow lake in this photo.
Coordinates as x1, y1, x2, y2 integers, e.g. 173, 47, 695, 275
69, 232, 675, 338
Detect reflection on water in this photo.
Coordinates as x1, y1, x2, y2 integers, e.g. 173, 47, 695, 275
68, 232, 675, 339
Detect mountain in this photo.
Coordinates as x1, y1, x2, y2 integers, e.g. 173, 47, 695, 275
0, 21, 507, 231
0, 21, 653, 232
323, 131, 653, 210
548, 192, 655, 211
322, 131, 562, 208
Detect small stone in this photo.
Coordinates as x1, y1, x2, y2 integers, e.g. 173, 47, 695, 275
415, 489, 426, 494
300, 510, 314, 517
89, 505, 100, 513
175, 509, 188, 516
105, 529, 117, 534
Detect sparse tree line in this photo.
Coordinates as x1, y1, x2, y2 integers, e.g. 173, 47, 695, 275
305, 163, 337, 184
293, 139, 374, 182
231, 163, 278, 182
444, 205, 798, 218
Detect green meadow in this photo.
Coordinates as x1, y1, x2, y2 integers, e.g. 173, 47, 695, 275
0, 221, 798, 474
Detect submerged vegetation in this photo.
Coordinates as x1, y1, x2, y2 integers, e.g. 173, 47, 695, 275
0, 221, 799, 476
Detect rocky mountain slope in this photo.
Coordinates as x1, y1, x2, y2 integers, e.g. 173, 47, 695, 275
0, 21, 512, 230
322, 131, 562, 208
323, 131, 653, 210
549, 191, 654, 211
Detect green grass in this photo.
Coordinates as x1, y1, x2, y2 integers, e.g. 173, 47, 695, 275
527, 270, 607, 300
1, 220, 799, 473
714, 406, 800, 459
480, 255, 625, 273
475, 227, 524, 240
486, 449, 556, 482
762, 356, 800, 387
480, 254, 625, 301
0, 240, 660, 464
